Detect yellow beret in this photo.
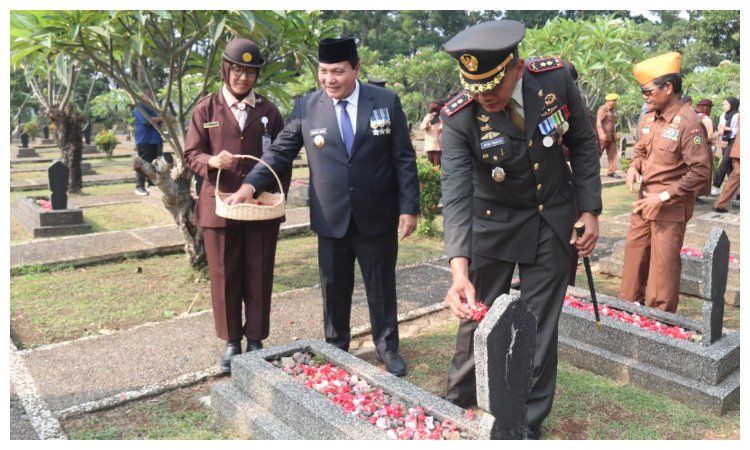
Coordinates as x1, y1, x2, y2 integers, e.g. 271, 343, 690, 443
633, 52, 682, 86
605, 93, 619, 101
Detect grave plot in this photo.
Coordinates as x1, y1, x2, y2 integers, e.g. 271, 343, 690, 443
560, 229, 739, 415
212, 294, 536, 440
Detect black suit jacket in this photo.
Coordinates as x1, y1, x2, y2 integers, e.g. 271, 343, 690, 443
245, 82, 420, 238
440, 60, 602, 264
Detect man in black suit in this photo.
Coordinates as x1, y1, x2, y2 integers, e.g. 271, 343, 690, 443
226, 38, 420, 376
438, 21, 602, 439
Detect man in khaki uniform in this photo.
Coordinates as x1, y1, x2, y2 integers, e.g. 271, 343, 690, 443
597, 93, 620, 177
620, 52, 711, 313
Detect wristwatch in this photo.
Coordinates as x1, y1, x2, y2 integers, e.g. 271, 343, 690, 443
659, 191, 671, 202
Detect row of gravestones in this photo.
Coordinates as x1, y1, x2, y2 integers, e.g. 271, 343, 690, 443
213, 227, 738, 439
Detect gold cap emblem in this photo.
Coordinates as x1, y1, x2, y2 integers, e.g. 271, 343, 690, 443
460, 54, 479, 72
242, 52, 253, 63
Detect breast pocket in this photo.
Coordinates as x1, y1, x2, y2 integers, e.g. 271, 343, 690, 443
655, 136, 680, 166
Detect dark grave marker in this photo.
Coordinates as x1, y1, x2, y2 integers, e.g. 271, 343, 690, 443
701, 228, 729, 345
474, 294, 535, 439
48, 161, 69, 210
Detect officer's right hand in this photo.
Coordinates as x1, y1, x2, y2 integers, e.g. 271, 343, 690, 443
224, 184, 255, 205
625, 166, 640, 193
208, 150, 234, 170
445, 257, 479, 320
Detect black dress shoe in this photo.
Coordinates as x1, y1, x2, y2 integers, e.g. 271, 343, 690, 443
525, 424, 541, 440
377, 349, 407, 376
246, 339, 263, 352
220, 340, 242, 373
713, 207, 729, 213
607, 172, 621, 178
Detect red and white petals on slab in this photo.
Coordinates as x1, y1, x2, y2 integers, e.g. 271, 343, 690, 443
564, 294, 693, 341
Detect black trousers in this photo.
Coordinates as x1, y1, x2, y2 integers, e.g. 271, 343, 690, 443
713, 138, 736, 189
444, 220, 570, 428
317, 218, 399, 355
135, 142, 163, 189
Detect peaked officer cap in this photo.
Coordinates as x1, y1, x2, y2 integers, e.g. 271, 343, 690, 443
222, 38, 266, 68
319, 38, 359, 64
605, 93, 619, 101
444, 20, 525, 94
633, 52, 682, 86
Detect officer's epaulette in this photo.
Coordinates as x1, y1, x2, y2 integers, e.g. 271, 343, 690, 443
527, 56, 564, 73
443, 92, 474, 117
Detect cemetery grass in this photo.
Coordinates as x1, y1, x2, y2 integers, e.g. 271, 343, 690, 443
10, 233, 446, 349
62, 320, 740, 440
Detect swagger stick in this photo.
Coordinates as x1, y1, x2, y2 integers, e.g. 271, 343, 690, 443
574, 221, 601, 331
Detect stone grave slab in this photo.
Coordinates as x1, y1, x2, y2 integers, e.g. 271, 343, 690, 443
559, 284, 739, 415
212, 339, 491, 440
14, 146, 39, 158
599, 231, 739, 306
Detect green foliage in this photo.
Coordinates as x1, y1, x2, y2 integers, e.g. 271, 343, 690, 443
620, 155, 631, 173
23, 117, 40, 138
93, 130, 117, 157
367, 47, 457, 124
415, 157, 442, 237
90, 88, 133, 129
683, 61, 741, 123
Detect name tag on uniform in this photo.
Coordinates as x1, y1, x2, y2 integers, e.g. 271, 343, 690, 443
661, 128, 680, 141
310, 128, 327, 136
641, 127, 651, 134
480, 136, 506, 149
203, 121, 220, 128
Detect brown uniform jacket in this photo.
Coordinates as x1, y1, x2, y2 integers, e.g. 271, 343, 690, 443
631, 100, 711, 222
184, 90, 288, 228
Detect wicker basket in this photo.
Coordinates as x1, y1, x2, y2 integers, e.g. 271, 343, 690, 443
215, 154, 285, 221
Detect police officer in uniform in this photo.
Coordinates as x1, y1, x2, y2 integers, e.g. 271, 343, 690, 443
439, 21, 602, 439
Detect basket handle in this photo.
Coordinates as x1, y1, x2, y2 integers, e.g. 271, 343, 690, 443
214, 154, 286, 201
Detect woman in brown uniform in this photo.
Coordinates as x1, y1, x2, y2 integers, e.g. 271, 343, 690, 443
184, 38, 289, 373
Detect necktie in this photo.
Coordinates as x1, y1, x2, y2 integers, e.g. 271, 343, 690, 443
236, 101, 247, 131
338, 100, 354, 155
507, 98, 526, 133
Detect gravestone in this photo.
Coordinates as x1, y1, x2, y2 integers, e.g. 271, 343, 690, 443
701, 228, 729, 345
48, 161, 69, 210
619, 135, 627, 154
42, 125, 49, 139
20, 132, 29, 148
11, 161, 91, 237
83, 122, 92, 145
474, 294, 535, 439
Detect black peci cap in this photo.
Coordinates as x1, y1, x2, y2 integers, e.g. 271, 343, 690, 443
367, 76, 387, 88
222, 38, 266, 68
444, 20, 525, 94
318, 38, 359, 64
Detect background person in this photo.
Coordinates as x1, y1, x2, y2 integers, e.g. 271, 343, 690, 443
133, 96, 164, 196
419, 99, 446, 167
713, 115, 740, 213
619, 52, 711, 313
597, 93, 620, 177
227, 37, 420, 377
711, 96, 740, 195
184, 38, 289, 373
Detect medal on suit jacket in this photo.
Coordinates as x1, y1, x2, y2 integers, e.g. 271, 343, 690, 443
310, 128, 327, 149
539, 105, 570, 147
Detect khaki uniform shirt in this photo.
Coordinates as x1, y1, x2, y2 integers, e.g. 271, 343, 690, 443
596, 104, 617, 139
631, 100, 711, 222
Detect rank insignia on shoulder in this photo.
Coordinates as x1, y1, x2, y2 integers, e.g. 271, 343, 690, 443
527, 56, 564, 73
443, 92, 474, 117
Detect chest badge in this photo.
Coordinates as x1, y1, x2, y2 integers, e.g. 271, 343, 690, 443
491, 166, 506, 183
314, 135, 325, 148
477, 114, 490, 123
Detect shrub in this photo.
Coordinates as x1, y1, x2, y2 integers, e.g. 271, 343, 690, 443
415, 156, 442, 237
94, 130, 118, 158
23, 119, 40, 139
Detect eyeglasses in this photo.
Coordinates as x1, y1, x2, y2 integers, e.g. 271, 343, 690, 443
641, 85, 664, 97
230, 65, 257, 78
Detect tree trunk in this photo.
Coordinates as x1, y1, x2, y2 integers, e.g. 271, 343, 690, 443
133, 155, 206, 270
49, 106, 84, 194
